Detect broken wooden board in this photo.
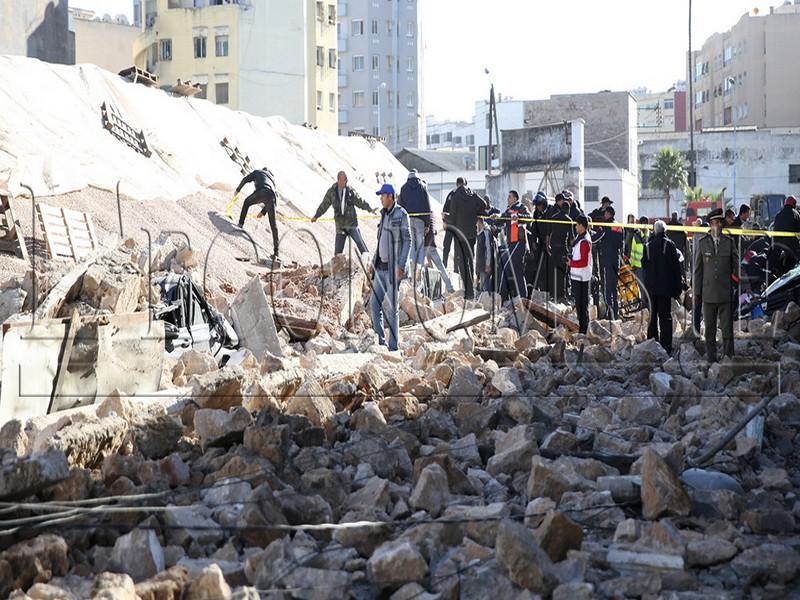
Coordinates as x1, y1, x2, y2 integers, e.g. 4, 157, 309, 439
520, 298, 579, 333
0, 191, 29, 261
273, 312, 323, 342
474, 346, 518, 364
36, 203, 99, 262
402, 308, 490, 341
118, 65, 158, 87
0, 312, 164, 424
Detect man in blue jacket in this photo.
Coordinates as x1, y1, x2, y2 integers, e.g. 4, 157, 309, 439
399, 170, 431, 272
370, 183, 412, 351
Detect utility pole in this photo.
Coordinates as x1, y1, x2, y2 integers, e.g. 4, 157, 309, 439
487, 82, 495, 176
688, 0, 696, 188
730, 76, 737, 210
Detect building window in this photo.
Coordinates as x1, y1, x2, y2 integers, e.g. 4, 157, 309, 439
372, 55, 379, 70
329, 92, 335, 111
316, 1, 324, 21
386, 20, 393, 35
352, 55, 364, 71
426, 135, 431, 145
790, 165, 800, 184
387, 90, 394, 106
387, 126, 394, 141
196, 83, 207, 100
371, 19, 379, 34
694, 61, 702, 81
430, 134, 440, 144
723, 46, 733, 65
159, 39, 172, 61
407, 91, 414, 107
454, 136, 462, 145
328, 48, 336, 68
317, 91, 323, 110
585, 186, 599, 204
215, 35, 228, 57
352, 19, 364, 35
406, 21, 415, 37
444, 132, 452, 142
372, 91, 378, 106
386, 55, 394, 71
352, 91, 365, 107
663, 99, 674, 110
193, 35, 207, 59
317, 46, 325, 67
406, 56, 414, 72
215, 82, 228, 104
328, 4, 336, 24
373, 127, 379, 136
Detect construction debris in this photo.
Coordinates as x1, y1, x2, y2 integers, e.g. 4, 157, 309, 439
100, 101, 152, 158
36, 202, 99, 262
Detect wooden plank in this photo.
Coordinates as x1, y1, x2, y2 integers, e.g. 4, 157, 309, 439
48, 309, 80, 414
273, 312, 323, 342
37, 205, 59, 260
520, 298, 579, 333
474, 346, 518, 364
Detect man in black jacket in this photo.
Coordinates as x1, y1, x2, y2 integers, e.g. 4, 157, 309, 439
643, 220, 682, 354
666, 212, 688, 271
446, 179, 488, 299
772, 196, 800, 275
399, 170, 432, 268
527, 192, 550, 294
545, 194, 574, 302
595, 206, 624, 319
235, 167, 280, 259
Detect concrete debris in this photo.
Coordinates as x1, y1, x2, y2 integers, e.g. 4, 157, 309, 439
5, 236, 800, 600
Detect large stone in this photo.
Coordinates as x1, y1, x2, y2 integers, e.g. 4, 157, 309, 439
640, 448, 691, 520
178, 350, 218, 378
534, 510, 583, 562
441, 503, 509, 547
194, 407, 252, 451
183, 564, 232, 600
487, 424, 539, 476
286, 382, 336, 427
0, 534, 69, 598
163, 505, 224, 546
0, 448, 69, 499
47, 415, 128, 469
616, 395, 664, 427
409, 463, 449, 517
630, 338, 670, 367
379, 393, 421, 420
527, 455, 574, 503
134, 566, 189, 600
189, 368, 246, 410
236, 483, 289, 547
108, 528, 165, 583
686, 537, 739, 567
367, 540, 428, 589
243, 425, 290, 466
346, 476, 391, 513
495, 519, 557, 595
0, 419, 29, 456
491, 367, 523, 395
81, 256, 142, 314
230, 277, 283, 360
447, 366, 484, 402
731, 543, 800, 584
92, 572, 138, 600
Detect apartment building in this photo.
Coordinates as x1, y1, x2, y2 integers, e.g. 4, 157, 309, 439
336, 0, 424, 151
632, 84, 688, 134
690, 1, 800, 130
134, 0, 338, 132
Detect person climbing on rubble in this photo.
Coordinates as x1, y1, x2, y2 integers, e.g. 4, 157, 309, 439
569, 214, 593, 334
234, 166, 280, 260
369, 183, 411, 352
694, 208, 739, 362
311, 170, 377, 257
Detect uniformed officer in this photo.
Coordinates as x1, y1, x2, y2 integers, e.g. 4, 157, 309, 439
545, 193, 574, 302
595, 205, 624, 320
500, 190, 531, 299
526, 191, 549, 296
694, 208, 739, 362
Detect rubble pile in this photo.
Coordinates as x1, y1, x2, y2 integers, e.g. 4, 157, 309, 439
2, 270, 800, 599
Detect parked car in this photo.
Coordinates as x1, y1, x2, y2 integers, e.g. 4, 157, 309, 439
153, 273, 239, 364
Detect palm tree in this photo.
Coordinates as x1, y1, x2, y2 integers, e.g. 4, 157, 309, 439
649, 148, 688, 217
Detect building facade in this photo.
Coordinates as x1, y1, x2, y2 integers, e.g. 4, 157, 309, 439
0, 0, 75, 65
71, 9, 139, 73
425, 118, 475, 153
690, 2, 800, 130
134, 0, 337, 132
307, 1, 338, 132
633, 84, 687, 134
336, 0, 424, 151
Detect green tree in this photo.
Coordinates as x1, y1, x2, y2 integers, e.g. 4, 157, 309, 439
649, 148, 688, 217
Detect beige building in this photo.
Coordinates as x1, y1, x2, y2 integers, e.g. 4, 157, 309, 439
307, 1, 338, 132
134, 0, 336, 131
70, 9, 139, 73
690, 2, 800, 130
632, 85, 688, 134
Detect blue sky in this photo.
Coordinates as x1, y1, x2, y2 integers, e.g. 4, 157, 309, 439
70, 0, 777, 120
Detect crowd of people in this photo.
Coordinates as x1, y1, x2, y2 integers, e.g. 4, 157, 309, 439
232, 167, 800, 361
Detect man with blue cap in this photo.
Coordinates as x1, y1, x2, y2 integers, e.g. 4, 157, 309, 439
370, 183, 412, 351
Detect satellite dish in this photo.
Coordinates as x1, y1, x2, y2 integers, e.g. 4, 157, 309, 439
753, 7, 759, 14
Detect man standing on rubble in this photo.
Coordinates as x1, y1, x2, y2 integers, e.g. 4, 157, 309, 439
545, 193, 574, 303
595, 205, 624, 320
569, 215, 593, 334
772, 196, 800, 275
311, 171, 377, 256
447, 178, 488, 299
667, 212, 688, 271
369, 183, 411, 352
399, 169, 431, 273
643, 220, 682, 355
500, 190, 531, 299
527, 192, 550, 295
234, 167, 280, 260
694, 208, 739, 362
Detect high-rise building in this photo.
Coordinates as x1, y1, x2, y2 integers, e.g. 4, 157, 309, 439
689, 2, 800, 130
336, 0, 424, 151
134, 0, 338, 133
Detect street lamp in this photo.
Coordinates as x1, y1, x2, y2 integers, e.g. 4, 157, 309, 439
727, 75, 737, 209
378, 81, 387, 138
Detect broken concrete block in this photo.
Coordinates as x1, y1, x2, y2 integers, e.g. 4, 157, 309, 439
82, 254, 142, 314
495, 519, 557, 595
367, 540, 427, 589
286, 381, 336, 427
230, 277, 283, 360
640, 448, 691, 520
108, 528, 165, 583
183, 564, 232, 600
409, 463, 449, 517
534, 510, 583, 562
194, 407, 252, 451
0, 534, 69, 598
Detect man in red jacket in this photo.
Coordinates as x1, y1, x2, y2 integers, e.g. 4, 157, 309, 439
569, 215, 593, 334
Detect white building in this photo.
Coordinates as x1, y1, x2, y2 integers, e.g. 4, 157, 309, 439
425, 118, 475, 153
